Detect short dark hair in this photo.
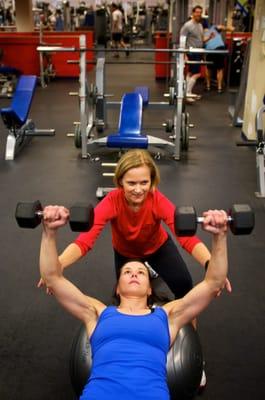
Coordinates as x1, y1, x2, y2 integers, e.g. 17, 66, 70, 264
192, 5, 203, 13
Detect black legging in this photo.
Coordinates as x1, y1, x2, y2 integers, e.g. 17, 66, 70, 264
114, 235, 193, 299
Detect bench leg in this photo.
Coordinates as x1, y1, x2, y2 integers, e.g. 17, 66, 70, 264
5, 132, 31, 161
5, 133, 16, 160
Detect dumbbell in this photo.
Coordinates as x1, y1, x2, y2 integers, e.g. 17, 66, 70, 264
174, 204, 255, 236
15, 200, 94, 232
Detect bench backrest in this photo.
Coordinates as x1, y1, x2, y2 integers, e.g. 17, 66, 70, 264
1, 75, 37, 129
134, 86, 149, 107
118, 93, 143, 135
107, 92, 148, 149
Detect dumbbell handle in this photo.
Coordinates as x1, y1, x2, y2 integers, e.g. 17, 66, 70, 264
197, 216, 232, 224
35, 210, 69, 220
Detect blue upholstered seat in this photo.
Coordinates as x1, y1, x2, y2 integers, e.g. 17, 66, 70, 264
107, 92, 148, 149
134, 86, 149, 107
1, 75, 37, 129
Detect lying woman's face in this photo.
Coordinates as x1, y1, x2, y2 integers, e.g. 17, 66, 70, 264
116, 261, 152, 298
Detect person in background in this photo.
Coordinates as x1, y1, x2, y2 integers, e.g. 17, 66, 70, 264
110, 3, 127, 57
180, 5, 215, 101
204, 24, 234, 93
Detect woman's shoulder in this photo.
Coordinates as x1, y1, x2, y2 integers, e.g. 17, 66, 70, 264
106, 188, 124, 201
151, 189, 172, 205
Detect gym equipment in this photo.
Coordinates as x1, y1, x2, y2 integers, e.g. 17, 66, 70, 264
15, 200, 94, 232
228, 39, 251, 127
0, 65, 20, 98
107, 93, 148, 149
174, 204, 255, 236
0, 75, 55, 160
134, 86, 150, 107
236, 104, 265, 198
69, 322, 203, 400
37, 36, 227, 160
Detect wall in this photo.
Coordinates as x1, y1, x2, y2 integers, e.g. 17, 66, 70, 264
242, 0, 265, 139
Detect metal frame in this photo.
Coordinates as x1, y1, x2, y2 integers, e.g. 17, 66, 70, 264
255, 105, 265, 198
37, 38, 228, 160
228, 39, 251, 127
5, 120, 55, 161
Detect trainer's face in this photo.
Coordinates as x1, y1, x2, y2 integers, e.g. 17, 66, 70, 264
121, 165, 151, 207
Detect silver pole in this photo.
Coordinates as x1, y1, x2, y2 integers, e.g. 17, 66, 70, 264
79, 35, 88, 159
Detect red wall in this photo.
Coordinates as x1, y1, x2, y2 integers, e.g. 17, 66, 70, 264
0, 31, 94, 77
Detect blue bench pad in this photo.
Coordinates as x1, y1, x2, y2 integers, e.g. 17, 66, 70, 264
1, 75, 37, 128
0, 66, 20, 75
107, 92, 148, 149
134, 86, 149, 107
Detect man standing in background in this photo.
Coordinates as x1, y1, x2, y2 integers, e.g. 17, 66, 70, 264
180, 5, 214, 100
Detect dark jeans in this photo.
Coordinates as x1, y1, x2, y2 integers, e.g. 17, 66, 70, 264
114, 235, 193, 299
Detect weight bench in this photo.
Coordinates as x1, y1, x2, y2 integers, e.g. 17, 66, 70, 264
107, 92, 148, 149
134, 86, 149, 108
1, 75, 55, 160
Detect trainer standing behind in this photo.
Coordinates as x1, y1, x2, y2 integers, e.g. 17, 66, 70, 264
38, 149, 231, 300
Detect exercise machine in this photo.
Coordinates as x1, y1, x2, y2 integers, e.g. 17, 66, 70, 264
0, 75, 55, 160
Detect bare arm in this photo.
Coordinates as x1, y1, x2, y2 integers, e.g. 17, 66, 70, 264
191, 241, 211, 267
191, 225, 232, 294
163, 210, 228, 335
39, 206, 106, 326
59, 242, 83, 270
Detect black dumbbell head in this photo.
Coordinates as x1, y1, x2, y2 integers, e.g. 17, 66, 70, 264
229, 204, 255, 235
69, 204, 94, 232
174, 206, 197, 237
15, 201, 43, 229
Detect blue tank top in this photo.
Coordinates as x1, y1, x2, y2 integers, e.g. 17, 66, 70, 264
80, 306, 170, 400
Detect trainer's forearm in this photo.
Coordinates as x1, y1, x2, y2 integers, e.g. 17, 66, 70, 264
191, 242, 211, 267
206, 233, 228, 288
58, 243, 83, 270
40, 230, 62, 284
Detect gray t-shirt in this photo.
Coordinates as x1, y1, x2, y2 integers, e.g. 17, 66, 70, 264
180, 19, 203, 48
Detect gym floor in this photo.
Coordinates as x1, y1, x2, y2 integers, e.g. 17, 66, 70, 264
0, 55, 264, 400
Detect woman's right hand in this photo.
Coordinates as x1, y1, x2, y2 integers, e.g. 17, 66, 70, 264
42, 205, 70, 231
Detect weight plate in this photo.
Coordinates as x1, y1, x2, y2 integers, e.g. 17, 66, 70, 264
74, 124, 82, 149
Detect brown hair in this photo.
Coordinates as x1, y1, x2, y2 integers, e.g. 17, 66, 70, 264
113, 150, 160, 189
192, 5, 203, 13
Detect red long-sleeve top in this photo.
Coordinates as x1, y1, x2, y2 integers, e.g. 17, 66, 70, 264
74, 189, 201, 258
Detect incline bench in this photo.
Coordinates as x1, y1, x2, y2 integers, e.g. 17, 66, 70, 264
107, 92, 148, 149
1, 75, 55, 160
95, 89, 175, 199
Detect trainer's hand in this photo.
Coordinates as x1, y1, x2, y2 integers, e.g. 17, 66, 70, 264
216, 277, 232, 297
37, 277, 53, 295
42, 205, 69, 230
202, 210, 228, 235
